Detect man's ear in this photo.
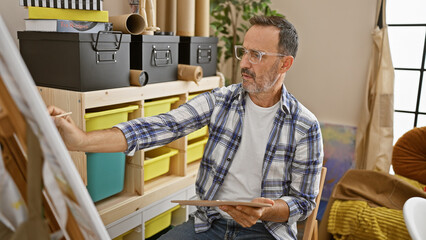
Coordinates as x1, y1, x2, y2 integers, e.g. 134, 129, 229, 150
279, 56, 294, 73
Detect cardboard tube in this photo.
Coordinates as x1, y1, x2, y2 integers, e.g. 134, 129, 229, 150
178, 64, 203, 84
165, 0, 177, 33
177, 0, 195, 36
109, 14, 146, 35
130, 70, 149, 86
156, 0, 166, 31
195, 0, 210, 37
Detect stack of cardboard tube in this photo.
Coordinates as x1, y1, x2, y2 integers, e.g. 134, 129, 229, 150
157, 0, 210, 37
115, 1, 211, 87
109, 0, 211, 37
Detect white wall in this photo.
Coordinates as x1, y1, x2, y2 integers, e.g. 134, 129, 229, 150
0, 0, 377, 127
0, 1, 27, 46
270, 0, 377, 126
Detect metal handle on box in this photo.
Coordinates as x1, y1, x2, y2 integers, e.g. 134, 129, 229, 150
93, 31, 123, 63
197, 45, 212, 64
152, 45, 173, 67
96, 52, 117, 63
93, 31, 123, 52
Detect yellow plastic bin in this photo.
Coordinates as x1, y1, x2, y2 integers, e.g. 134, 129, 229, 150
144, 147, 179, 181
187, 93, 209, 140
145, 205, 180, 238
188, 93, 199, 101
188, 92, 206, 101
112, 227, 142, 240
187, 137, 208, 164
85, 105, 139, 131
144, 96, 180, 117
112, 229, 132, 240
187, 126, 208, 141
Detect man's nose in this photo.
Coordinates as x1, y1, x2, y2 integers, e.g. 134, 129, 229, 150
239, 53, 252, 69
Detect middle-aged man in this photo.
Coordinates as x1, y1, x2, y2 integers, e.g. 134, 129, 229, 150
49, 15, 324, 240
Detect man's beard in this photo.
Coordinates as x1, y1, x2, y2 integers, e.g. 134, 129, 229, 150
241, 60, 281, 93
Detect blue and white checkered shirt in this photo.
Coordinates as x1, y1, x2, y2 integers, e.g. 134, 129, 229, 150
115, 83, 323, 240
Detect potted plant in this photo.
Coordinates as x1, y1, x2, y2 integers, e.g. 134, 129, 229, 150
210, 0, 284, 85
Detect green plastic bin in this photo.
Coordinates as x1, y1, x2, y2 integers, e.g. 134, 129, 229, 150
86, 152, 125, 202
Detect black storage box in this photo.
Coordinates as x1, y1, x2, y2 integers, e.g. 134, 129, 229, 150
130, 35, 179, 84
179, 36, 218, 77
18, 31, 130, 92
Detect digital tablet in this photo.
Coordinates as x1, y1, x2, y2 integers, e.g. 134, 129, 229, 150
171, 200, 272, 207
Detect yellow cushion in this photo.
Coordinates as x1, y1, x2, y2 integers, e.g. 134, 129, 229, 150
394, 174, 426, 191
328, 200, 410, 240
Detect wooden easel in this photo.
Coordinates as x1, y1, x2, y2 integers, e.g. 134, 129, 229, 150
0, 77, 84, 239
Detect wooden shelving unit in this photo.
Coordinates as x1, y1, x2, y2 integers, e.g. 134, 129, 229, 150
37, 76, 222, 235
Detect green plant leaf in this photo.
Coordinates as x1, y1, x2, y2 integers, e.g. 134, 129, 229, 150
241, 23, 249, 31
220, 36, 230, 44
220, 28, 229, 35
236, 34, 241, 43
217, 46, 223, 60
243, 4, 250, 12
251, 2, 259, 13
237, 27, 245, 33
264, 6, 271, 15
210, 21, 222, 27
211, 24, 217, 32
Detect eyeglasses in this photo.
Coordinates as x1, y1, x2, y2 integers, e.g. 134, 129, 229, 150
234, 45, 286, 64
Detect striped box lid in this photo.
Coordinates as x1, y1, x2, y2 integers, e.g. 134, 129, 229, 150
20, 0, 103, 11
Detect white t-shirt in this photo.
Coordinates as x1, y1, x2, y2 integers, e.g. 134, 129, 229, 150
214, 94, 280, 218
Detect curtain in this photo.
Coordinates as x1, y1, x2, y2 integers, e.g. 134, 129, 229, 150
355, 0, 395, 172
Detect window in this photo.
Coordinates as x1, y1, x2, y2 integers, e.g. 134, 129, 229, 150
387, 0, 426, 144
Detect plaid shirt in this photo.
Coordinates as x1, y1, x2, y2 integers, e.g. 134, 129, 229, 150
115, 83, 323, 240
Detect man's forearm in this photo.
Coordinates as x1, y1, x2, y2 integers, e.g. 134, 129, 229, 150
260, 199, 290, 222
81, 127, 128, 153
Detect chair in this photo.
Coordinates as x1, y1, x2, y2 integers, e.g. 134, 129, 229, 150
403, 197, 426, 240
303, 167, 327, 240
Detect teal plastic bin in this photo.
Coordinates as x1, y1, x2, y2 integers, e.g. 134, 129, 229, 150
84, 105, 138, 202
86, 152, 126, 202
